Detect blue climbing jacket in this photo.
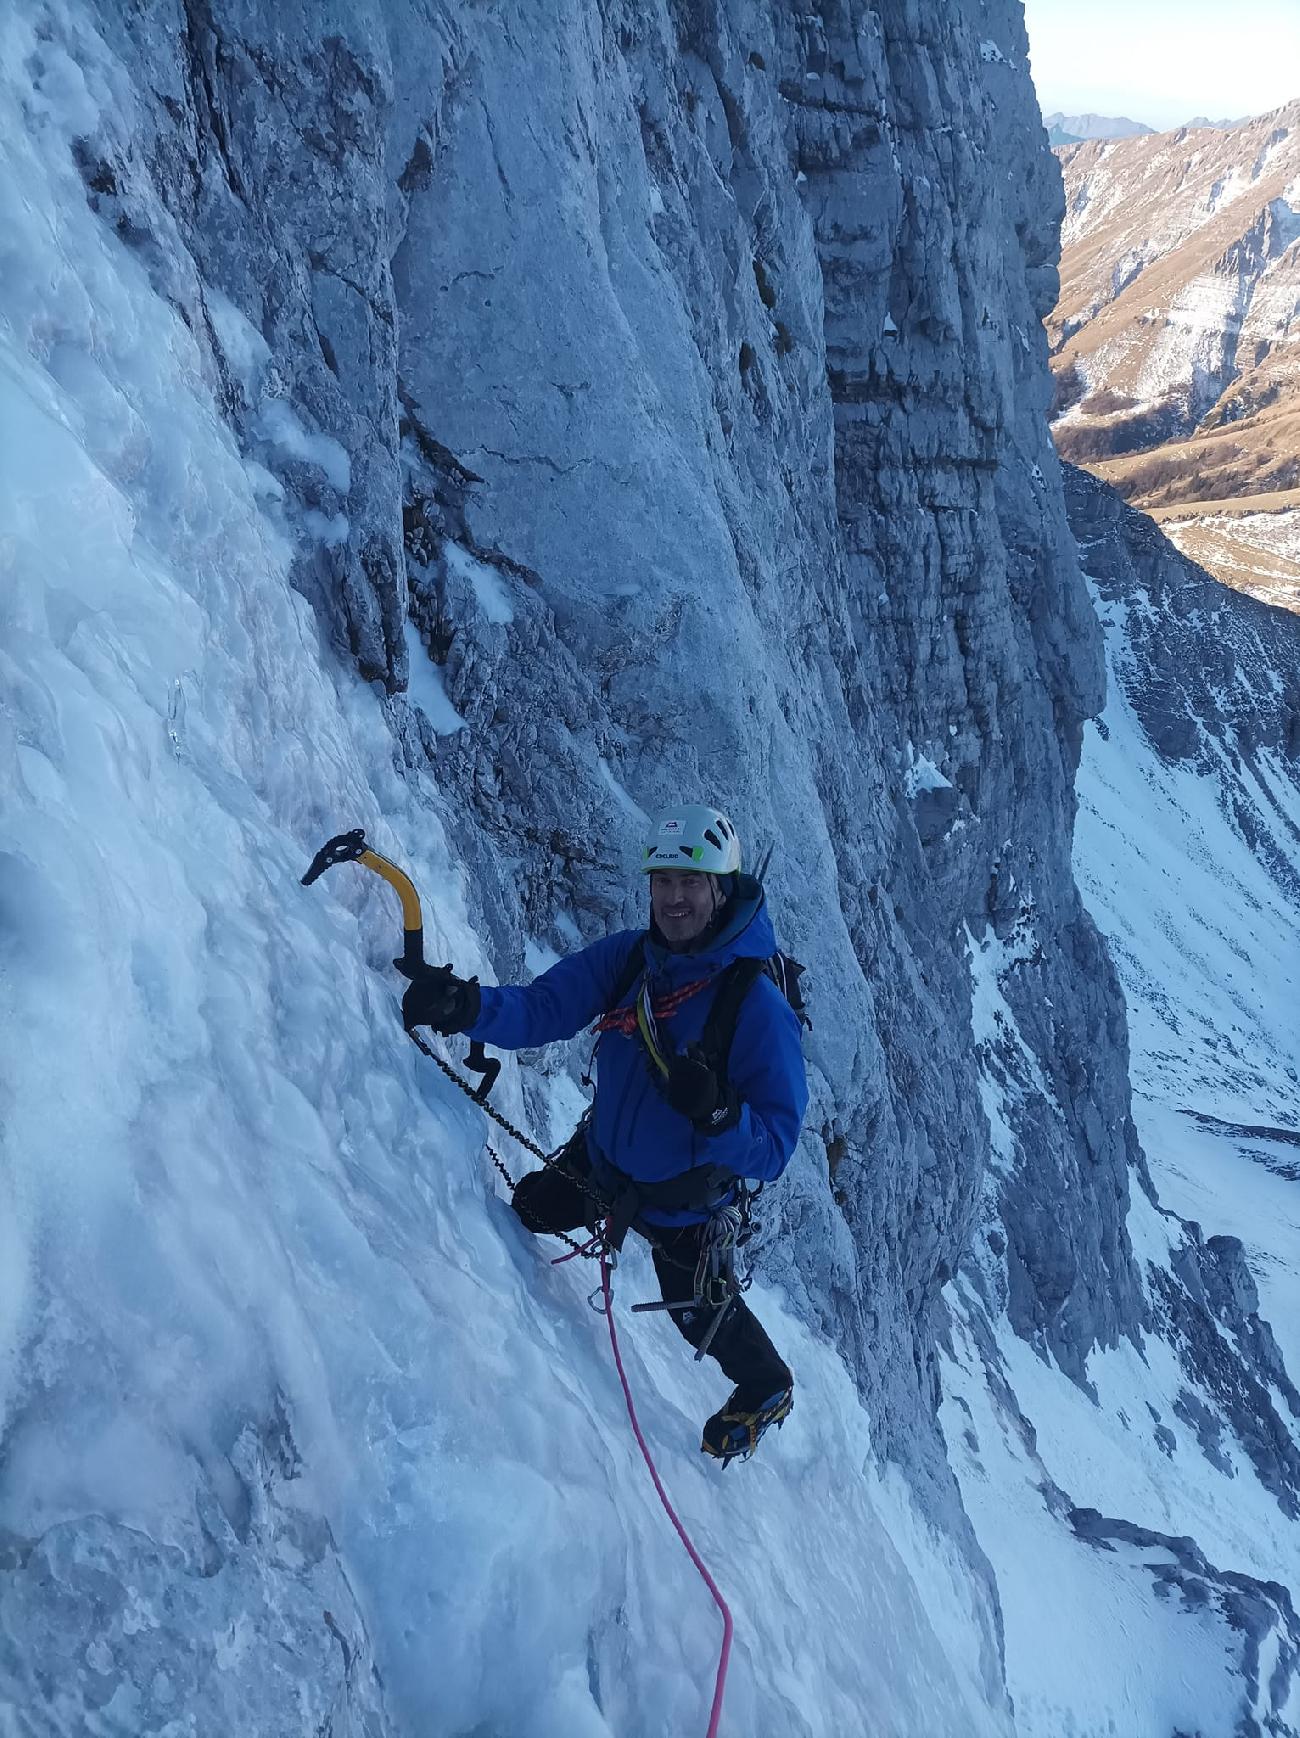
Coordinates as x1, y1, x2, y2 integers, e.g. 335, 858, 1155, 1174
465, 882, 809, 1224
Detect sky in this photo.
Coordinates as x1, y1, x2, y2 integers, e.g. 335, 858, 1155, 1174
1022, 0, 1300, 130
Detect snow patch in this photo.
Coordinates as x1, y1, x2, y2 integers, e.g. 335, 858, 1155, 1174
256, 398, 352, 493
524, 938, 561, 975
445, 539, 515, 624
302, 509, 349, 548
596, 757, 649, 824
902, 745, 952, 796
403, 621, 464, 732
205, 289, 270, 390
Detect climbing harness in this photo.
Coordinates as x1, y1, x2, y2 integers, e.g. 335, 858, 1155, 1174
302, 826, 737, 1735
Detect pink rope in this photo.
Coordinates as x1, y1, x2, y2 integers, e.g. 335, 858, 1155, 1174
600, 1249, 734, 1738
551, 1232, 605, 1266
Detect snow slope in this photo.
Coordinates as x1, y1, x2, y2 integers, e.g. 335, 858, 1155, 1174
938, 475, 1300, 1736
1163, 503, 1300, 613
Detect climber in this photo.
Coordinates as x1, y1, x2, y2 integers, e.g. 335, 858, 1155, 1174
401, 803, 809, 1464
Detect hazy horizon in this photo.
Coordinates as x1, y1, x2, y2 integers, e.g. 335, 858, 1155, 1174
1040, 103, 1285, 133
1022, 0, 1300, 132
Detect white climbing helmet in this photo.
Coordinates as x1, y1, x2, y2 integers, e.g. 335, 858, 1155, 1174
641, 804, 742, 875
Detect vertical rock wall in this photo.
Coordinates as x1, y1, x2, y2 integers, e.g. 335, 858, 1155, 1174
72, 0, 1146, 1480
385, 0, 1144, 1463
7, 38, 1155, 1701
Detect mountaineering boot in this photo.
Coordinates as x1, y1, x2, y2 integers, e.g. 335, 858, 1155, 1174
701, 1384, 793, 1465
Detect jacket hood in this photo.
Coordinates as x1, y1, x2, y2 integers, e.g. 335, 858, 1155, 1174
646, 872, 774, 975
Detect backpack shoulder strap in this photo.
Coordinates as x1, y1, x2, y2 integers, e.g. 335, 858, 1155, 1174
605, 931, 648, 1011
700, 957, 767, 1076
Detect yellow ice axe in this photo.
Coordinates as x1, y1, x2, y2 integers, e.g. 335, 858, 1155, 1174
301, 828, 501, 1101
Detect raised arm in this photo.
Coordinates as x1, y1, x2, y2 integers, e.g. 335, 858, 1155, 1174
467, 930, 642, 1052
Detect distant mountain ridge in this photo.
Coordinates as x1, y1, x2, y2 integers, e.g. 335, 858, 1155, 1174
1043, 110, 1154, 141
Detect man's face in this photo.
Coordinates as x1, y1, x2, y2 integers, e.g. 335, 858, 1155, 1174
650, 870, 718, 946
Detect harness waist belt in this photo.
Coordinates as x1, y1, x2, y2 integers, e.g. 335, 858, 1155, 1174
591, 1159, 736, 1250
594, 1160, 734, 1211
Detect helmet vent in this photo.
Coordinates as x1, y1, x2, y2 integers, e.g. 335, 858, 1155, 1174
640, 804, 741, 875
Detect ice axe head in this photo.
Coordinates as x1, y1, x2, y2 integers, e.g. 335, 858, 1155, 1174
300, 829, 369, 886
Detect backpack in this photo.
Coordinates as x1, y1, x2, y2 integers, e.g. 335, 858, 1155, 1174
603, 933, 810, 1078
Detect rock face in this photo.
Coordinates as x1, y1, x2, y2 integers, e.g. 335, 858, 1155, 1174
1065, 463, 1300, 767
99, 0, 1132, 1455
7, 0, 1298, 1732
385, 0, 1141, 1460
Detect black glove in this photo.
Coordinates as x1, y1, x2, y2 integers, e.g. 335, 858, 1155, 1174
662, 1044, 741, 1134
401, 963, 482, 1035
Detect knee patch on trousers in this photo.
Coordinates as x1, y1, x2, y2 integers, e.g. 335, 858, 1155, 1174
511, 1171, 552, 1234
510, 1163, 592, 1238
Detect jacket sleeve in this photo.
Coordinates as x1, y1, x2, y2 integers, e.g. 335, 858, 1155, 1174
465, 930, 642, 1051
701, 980, 809, 1182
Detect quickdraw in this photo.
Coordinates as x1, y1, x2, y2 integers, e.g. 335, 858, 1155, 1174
632, 1203, 749, 1361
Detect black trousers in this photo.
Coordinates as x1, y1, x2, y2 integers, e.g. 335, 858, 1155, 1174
512, 1159, 792, 1401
